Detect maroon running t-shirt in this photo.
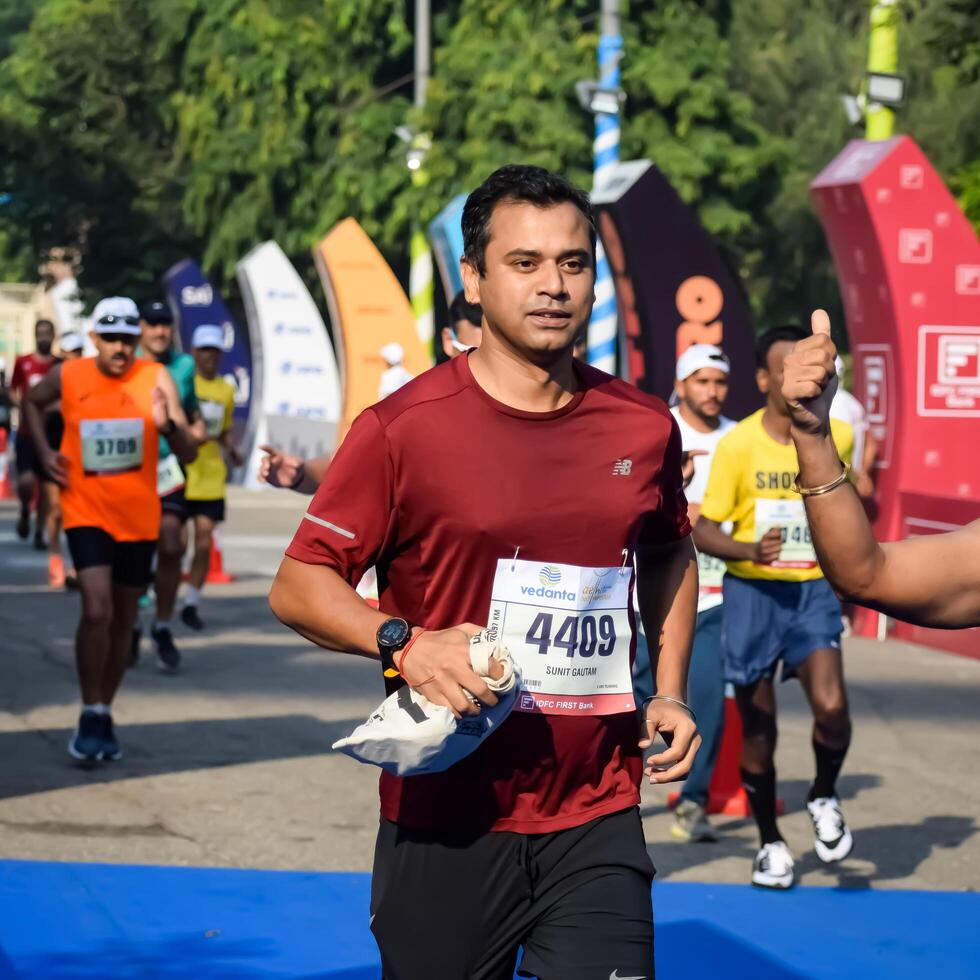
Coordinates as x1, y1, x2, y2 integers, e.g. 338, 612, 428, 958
286, 352, 690, 833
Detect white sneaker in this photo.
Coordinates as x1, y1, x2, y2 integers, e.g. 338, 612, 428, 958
751, 841, 795, 889
807, 796, 853, 862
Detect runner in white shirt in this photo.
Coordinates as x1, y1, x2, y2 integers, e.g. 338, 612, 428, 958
829, 356, 876, 500
657, 345, 736, 842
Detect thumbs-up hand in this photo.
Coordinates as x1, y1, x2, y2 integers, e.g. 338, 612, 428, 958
781, 309, 839, 436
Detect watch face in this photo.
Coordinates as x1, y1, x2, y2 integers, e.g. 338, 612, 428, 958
378, 619, 409, 649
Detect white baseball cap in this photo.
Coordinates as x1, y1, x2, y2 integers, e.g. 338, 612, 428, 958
92, 297, 141, 335
676, 344, 731, 381
192, 324, 226, 350
380, 342, 404, 367
59, 332, 84, 353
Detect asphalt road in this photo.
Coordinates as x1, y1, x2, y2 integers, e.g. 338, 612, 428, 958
1, 488, 978, 891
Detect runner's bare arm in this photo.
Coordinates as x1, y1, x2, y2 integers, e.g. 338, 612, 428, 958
270, 557, 496, 716
258, 447, 330, 494
24, 365, 67, 484
785, 309, 980, 628
635, 535, 702, 783
154, 369, 197, 465
794, 431, 980, 627
693, 517, 782, 564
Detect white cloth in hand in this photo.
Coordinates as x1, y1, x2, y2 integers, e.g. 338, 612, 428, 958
331, 626, 520, 776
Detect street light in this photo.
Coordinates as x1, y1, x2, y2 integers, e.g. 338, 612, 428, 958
866, 71, 906, 107
575, 79, 626, 117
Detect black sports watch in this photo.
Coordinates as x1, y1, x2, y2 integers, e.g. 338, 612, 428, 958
376, 618, 413, 674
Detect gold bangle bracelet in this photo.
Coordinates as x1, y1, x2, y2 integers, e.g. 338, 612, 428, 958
792, 462, 850, 497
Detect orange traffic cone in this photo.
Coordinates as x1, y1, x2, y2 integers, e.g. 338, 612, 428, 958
0, 429, 12, 499
205, 528, 234, 584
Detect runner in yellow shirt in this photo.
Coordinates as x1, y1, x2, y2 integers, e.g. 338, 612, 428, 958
179, 325, 242, 631
694, 324, 854, 891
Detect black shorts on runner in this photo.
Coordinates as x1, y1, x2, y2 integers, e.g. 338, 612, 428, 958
370, 806, 655, 980
161, 488, 225, 524
66, 527, 156, 588
14, 432, 48, 483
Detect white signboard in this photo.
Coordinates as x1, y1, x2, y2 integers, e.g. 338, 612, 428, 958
236, 241, 342, 487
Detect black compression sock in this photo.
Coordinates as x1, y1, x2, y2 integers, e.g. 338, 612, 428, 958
741, 767, 782, 845
809, 737, 850, 800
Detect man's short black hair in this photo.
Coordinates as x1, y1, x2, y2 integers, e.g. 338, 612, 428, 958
449, 291, 482, 329
756, 324, 811, 370
35, 319, 55, 334
462, 164, 596, 276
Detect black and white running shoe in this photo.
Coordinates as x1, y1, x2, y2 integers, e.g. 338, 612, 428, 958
807, 796, 854, 862
751, 841, 795, 889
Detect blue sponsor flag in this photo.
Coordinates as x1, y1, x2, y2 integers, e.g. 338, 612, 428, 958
428, 193, 467, 302
163, 259, 253, 431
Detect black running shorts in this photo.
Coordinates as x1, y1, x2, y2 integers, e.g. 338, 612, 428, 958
66, 527, 156, 588
161, 488, 226, 524
370, 806, 655, 980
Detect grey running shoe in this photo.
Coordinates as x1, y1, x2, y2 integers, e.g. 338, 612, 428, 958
68, 710, 104, 762
152, 625, 181, 672
98, 713, 122, 761
670, 799, 718, 842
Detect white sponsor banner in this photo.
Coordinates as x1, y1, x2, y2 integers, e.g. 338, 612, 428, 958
236, 241, 342, 487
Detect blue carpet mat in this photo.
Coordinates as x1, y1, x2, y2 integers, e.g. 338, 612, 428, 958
0, 860, 976, 979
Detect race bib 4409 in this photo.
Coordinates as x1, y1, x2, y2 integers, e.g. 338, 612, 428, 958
489, 558, 636, 717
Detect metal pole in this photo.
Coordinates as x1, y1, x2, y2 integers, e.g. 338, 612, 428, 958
587, 0, 622, 373
410, 0, 434, 351
865, 0, 900, 141
414, 0, 430, 107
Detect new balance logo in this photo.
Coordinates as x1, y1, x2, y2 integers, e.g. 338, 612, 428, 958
612, 459, 633, 476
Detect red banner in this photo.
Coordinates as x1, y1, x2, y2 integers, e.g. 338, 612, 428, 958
811, 137, 980, 656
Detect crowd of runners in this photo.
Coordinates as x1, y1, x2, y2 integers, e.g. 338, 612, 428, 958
4, 162, 978, 979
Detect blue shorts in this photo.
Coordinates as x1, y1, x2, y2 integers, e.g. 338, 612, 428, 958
721, 575, 843, 686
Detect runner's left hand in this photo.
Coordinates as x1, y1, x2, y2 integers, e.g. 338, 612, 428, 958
151, 387, 172, 430
681, 449, 708, 489
639, 700, 701, 784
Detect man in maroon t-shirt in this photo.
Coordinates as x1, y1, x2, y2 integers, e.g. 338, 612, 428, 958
271, 165, 700, 980
11, 319, 58, 545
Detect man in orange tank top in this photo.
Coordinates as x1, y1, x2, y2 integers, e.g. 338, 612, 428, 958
24, 297, 197, 762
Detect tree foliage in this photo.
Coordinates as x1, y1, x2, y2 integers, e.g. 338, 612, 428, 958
0, 0, 977, 331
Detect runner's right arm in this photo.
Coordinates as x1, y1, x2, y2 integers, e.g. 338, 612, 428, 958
24, 364, 66, 484
259, 447, 331, 494
269, 410, 497, 716
784, 310, 980, 628
691, 432, 782, 563
154, 369, 198, 465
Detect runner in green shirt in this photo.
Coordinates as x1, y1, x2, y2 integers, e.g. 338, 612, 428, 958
135, 300, 203, 672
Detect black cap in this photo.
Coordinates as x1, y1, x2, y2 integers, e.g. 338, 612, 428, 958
140, 300, 174, 324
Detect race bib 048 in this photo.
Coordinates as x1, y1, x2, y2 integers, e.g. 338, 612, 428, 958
489, 558, 636, 717
156, 452, 185, 496
754, 498, 817, 568
200, 400, 226, 439
80, 418, 144, 476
